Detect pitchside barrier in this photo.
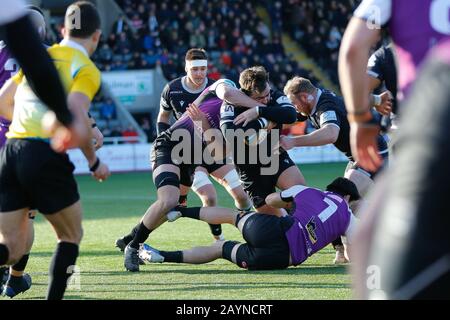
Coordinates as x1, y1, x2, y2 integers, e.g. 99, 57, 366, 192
67, 143, 347, 175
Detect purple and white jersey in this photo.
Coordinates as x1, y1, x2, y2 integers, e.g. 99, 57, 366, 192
284, 186, 351, 266
355, 0, 450, 99
169, 79, 236, 135
0, 41, 18, 88
0, 41, 18, 147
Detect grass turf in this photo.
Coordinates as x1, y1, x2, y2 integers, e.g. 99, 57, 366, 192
5, 162, 352, 300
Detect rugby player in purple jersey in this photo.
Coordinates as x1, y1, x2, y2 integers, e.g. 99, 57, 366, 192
339, 0, 450, 299
138, 178, 359, 271
339, 0, 450, 171
123, 79, 265, 272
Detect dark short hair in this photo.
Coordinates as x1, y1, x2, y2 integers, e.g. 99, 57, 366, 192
185, 48, 208, 61
65, 1, 100, 39
239, 66, 269, 95
326, 177, 361, 202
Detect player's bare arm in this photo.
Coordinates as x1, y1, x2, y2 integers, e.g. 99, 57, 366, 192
339, 17, 383, 172
214, 83, 262, 109
281, 124, 340, 150
0, 78, 17, 120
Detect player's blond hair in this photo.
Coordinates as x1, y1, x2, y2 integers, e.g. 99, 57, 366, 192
284, 77, 316, 97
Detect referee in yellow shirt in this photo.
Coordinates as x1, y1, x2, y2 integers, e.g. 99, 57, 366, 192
0, 1, 110, 300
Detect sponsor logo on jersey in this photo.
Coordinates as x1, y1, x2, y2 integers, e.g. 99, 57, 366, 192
320, 111, 337, 126
306, 217, 318, 244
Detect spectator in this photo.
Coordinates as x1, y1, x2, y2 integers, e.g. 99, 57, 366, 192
122, 125, 139, 143
99, 98, 117, 121
140, 117, 154, 142
112, 14, 127, 35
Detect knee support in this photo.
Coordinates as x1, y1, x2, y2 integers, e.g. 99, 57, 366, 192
192, 171, 213, 192
222, 169, 242, 192
154, 172, 179, 189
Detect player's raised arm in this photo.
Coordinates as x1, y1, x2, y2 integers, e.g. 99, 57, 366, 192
156, 83, 173, 135
339, 15, 384, 172
212, 79, 262, 109
1, 8, 73, 127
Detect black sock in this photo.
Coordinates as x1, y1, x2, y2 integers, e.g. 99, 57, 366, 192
12, 253, 30, 272
122, 224, 140, 244
178, 207, 201, 220
129, 223, 151, 250
46, 242, 79, 300
160, 251, 183, 263
332, 237, 343, 249
0, 244, 9, 265
209, 224, 222, 236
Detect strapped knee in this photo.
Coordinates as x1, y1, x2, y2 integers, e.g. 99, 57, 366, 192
192, 171, 212, 192
222, 169, 242, 192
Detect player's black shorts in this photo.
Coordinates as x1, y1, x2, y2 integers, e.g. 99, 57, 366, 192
202, 161, 227, 175
151, 132, 228, 188
222, 213, 294, 270
150, 132, 195, 187
0, 139, 80, 215
237, 151, 296, 208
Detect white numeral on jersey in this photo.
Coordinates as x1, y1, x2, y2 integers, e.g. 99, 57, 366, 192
318, 197, 338, 223
430, 0, 450, 34
4, 58, 19, 76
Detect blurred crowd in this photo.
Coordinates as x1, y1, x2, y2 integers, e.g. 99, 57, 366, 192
109, 0, 319, 91
44, 0, 361, 141
280, 0, 360, 84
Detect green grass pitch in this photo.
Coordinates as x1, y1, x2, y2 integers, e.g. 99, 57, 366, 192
6, 162, 352, 300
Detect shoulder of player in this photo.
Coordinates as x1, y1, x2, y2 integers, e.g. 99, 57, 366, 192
317, 90, 340, 106
269, 89, 294, 107
384, 45, 395, 63
269, 89, 284, 102
164, 77, 182, 91
82, 56, 101, 79
315, 95, 343, 117
220, 101, 239, 116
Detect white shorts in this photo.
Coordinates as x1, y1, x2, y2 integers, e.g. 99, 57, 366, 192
0, 0, 26, 25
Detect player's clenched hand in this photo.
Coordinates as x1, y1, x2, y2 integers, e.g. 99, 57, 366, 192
91, 161, 110, 182
350, 122, 382, 172
375, 90, 393, 116
187, 103, 210, 130
233, 107, 259, 127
